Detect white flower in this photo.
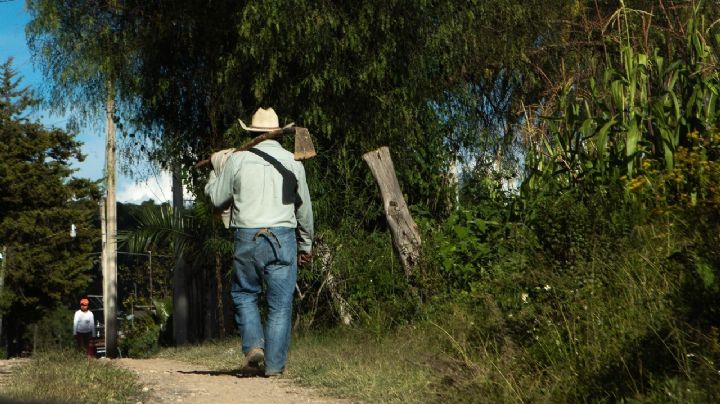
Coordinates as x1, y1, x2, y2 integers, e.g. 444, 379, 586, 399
544, 284, 552, 291
521, 293, 529, 303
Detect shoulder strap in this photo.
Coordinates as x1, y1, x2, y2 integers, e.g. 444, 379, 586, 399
247, 148, 302, 207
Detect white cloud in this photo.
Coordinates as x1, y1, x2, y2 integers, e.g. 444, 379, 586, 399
117, 171, 192, 205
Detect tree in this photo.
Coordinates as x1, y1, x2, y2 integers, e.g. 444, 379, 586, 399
0, 58, 100, 355
28, 1, 577, 224
23, 1, 585, 336
26, 1, 140, 353
25, 1, 241, 344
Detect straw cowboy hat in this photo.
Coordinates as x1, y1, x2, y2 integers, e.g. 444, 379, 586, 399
238, 107, 294, 132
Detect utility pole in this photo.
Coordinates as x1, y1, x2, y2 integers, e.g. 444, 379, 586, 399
103, 84, 118, 358
100, 199, 106, 346
172, 163, 189, 344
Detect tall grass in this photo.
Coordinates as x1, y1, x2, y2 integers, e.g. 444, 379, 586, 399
420, 212, 720, 402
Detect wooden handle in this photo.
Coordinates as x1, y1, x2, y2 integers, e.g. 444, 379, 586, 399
195, 127, 298, 168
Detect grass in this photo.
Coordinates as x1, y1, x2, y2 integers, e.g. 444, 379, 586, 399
156, 338, 246, 369
156, 326, 443, 403
1, 349, 146, 403
288, 326, 439, 403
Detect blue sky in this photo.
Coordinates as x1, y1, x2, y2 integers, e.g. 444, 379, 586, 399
0, 1, 175, 204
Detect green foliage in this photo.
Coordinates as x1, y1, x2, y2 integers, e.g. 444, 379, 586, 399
525, 5, 720, 197
295, 223, 417, 331
116, 203, 175, 302
119, 298, 171, 358
25, 0, 133, 120
220, 0, 574, 225
119, 197, 233, 267
420, 199, 720, 402
119, 198, 232, 341
21, 2, 720, 402
421, 65, 720, 399
29, 306, 75, 351
0, 58, 100, 323
27, 0, 577, 227
430, 208, 503, 292
631, 130, 720, 210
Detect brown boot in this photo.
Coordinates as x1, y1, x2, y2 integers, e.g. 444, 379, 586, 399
243, 347, 265, 368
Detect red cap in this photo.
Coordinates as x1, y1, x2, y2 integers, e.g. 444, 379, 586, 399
80, 298, 90, 306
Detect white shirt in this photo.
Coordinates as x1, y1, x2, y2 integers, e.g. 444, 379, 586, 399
73, 309, 95, 335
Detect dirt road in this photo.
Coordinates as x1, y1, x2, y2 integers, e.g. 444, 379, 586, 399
115, 358, 343, 404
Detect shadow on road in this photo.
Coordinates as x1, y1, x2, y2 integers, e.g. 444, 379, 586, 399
178, 367, 266, 378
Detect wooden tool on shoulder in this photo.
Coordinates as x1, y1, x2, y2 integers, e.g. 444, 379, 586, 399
196, 126, 316, 168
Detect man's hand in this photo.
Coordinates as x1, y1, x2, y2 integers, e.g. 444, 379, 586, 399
298, 251, 313, 267
210, 148, 236, 174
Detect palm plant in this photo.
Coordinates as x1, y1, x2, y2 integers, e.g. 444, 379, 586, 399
118, 196, 233, 342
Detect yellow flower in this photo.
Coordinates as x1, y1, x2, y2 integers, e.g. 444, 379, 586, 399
628, 176, 648, 191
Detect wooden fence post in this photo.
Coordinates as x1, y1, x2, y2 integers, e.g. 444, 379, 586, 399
362, 146, 422, 276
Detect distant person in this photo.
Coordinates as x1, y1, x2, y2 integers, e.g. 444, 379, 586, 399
205, 107, 314, 377
73, 298, 94, 355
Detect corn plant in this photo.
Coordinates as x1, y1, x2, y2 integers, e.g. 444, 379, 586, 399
524, 5, 720, 198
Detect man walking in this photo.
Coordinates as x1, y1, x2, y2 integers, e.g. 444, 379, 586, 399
205, 107, 313, 376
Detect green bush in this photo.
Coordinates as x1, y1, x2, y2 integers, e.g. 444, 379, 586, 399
295, 221, 419, 331
27, 306, 76, 352
419, 190, 720, 402
119, 298, 171, 358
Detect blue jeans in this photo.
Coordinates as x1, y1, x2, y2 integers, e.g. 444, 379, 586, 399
231, 227, 297, 374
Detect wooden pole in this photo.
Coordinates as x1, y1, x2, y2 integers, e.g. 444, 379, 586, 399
100, 199, 106, 339
362, 147, 422, 277
172, 162, 188, 344
103, 86, 118, 358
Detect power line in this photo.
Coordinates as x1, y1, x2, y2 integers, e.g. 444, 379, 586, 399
149, 164, 168, 202
117, 251, 172, 258
88, 251, 172, 258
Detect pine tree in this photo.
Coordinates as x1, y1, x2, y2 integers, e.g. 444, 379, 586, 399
0, 58, 100, 353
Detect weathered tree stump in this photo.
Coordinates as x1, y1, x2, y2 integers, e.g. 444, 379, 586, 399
362, 146, 422, 277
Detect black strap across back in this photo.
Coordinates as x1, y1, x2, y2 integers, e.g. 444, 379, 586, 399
247, 148, 302, 207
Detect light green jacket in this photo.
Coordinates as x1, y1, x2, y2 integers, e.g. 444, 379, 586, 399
204, 140, 314, 252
